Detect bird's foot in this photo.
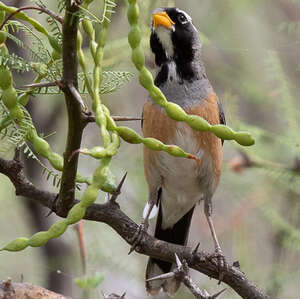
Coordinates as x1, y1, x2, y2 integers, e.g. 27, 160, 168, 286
208, 246, 227, 284
128, 220, 149, 255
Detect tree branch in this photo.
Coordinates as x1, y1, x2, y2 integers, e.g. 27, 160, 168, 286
0, 156, 269, 299
58, 1, 83, 215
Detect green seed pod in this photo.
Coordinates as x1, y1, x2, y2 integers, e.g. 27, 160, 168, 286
234, 131, 255, 146
117, 126, 143, 144
82, 19, 95, 40
149, 87, 167, 106
166, 145, 187, 157
28, 231, 50, 247
18, 93, 30, 106
100, 169, 116, 193
165, 102, 188, 122
80, 185, 99, 207
0, 237, 28, 251
32, 135, 50, 156
186, 115, 211, 131
0, 44, 8, 56
10, 106, 24, 121
66, 204, 86, 225
48, 152, 63, 171
2, 86, 18, 109
48, 35, 61, 54
97, 29, 107, 48
128, 25, 141, 49
81, 146, 107, 159
48, 220, 68, 238
211, 124, 234, 140
105, 114, 117, 130
0, 67, 12, 90
0, 10, 5, 22
0, 30, 6, 44
131, 47, 145, 71
139, 67, 154, 90
127, 3, 139, 25
143, 138, 164, 151
0, 114, 11, 131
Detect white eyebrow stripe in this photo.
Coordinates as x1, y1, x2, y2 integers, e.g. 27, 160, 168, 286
175, 8, 192, 22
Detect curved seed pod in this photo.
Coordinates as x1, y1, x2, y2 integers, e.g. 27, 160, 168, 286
0, 237, 29, 252
165, 102, 188, 122
28, 231, 50, 247
139, 67, 154, 89
80, 185, 99, 208
48, 220, 68, 238
10, 106, 24, 121
0, 67, 12, 90
2, 86, 18, 109
66, 204, 87, 225
0, 114, 11, 131
48, 35, 61, 54
234, 131, 255, 146
126, 0, 255, 147
210, 124, 235, 140
186, 115, 211, 131
82, 19, 94, 40
0, 3, 49, 36
116, 126, 143, 144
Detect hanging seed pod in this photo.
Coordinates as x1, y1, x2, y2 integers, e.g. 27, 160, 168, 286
126, 0, 255, 147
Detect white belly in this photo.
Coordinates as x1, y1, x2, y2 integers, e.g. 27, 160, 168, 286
156, 123, 215, 229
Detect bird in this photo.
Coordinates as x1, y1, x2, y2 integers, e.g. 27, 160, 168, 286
141, 7, 226, 296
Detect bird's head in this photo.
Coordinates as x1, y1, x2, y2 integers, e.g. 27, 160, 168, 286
150, 8, 203, 82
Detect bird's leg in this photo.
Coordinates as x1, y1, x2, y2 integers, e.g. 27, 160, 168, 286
129, 201, 155, 254
204, 197, 227, 282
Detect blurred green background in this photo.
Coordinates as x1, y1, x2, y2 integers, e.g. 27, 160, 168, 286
0, 0, 299, 298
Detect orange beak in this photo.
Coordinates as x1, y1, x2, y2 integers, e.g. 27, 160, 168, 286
152, 11, 175, 29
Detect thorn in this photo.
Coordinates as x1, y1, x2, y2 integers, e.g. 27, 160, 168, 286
146, 272, 175, 282
128, 246, 135, 255
175, 253, 182, 269
110, 172, 127, 203
20, 81, 57, 89
209, 288, 226, 299
45, 194, 59, 217
192, 242, 200, 255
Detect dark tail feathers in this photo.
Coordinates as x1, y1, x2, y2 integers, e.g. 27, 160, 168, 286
145, 204, 195, 295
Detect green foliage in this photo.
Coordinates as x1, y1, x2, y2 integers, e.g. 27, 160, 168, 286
74, 272, 105, 289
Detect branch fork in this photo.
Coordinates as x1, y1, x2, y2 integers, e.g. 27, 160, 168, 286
146, 254, 226, 299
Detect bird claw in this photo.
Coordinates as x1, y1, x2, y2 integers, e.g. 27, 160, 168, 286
208, 247, 227, 284
128, 221, 148, 255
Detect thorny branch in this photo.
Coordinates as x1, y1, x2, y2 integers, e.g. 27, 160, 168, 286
0, 155, 269, 299
146, 254, 226, 299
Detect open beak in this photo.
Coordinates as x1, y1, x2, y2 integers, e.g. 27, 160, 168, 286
152, 11, 175, 29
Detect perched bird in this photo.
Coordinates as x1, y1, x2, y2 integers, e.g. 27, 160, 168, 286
141, 7, 226, 295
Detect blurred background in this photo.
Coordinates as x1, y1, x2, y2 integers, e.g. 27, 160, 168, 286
0, 0, 299, 298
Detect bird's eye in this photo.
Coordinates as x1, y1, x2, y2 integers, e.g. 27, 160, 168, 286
177, 13, 188, 24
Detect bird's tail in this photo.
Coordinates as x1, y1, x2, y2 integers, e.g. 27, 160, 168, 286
145, 204, 195, 296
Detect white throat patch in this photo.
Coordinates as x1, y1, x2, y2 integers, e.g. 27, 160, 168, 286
155, 26, 174, 58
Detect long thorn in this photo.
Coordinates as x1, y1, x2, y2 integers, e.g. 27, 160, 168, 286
146, 272, 175, 282
192, 242, 200, 255
110, 172, 127, 203
209, 288, 227, 299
